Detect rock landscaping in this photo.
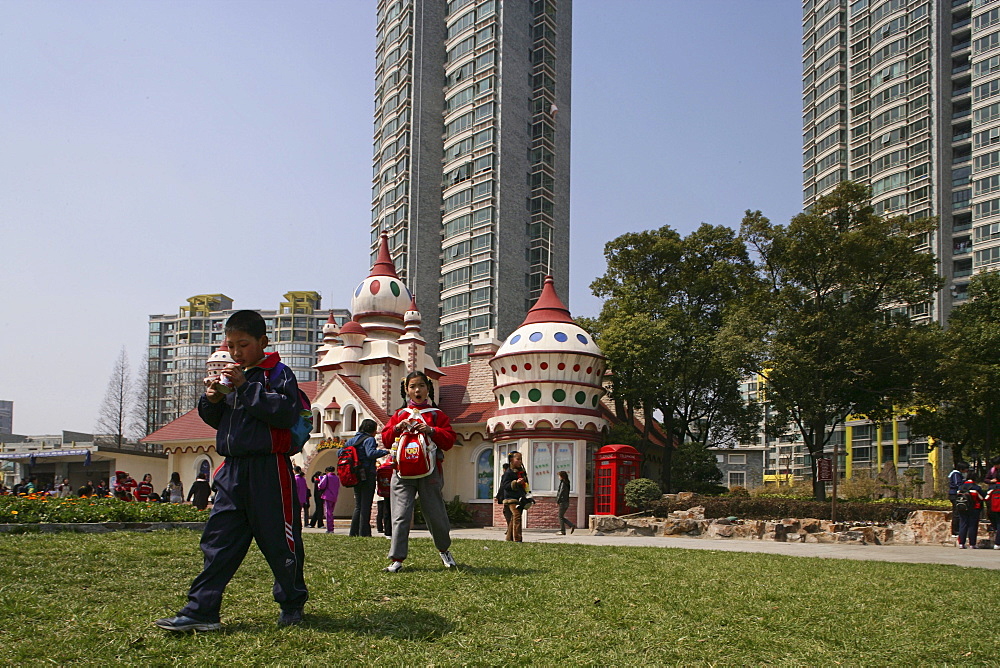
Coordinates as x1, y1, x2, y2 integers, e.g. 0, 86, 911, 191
590, 507, 988, 547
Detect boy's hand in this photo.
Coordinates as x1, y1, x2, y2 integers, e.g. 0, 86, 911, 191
204, 377, 225, 404
221, 364, 246, 389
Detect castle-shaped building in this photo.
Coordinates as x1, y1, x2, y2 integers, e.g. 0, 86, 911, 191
145, 234, 625, 529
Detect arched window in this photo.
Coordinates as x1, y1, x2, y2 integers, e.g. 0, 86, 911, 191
343, 405, 358, 432
195, 456, 213, 483
475, 447, 494, 499
311, 408, 322, 435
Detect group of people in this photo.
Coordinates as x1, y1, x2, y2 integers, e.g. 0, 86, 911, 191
2, 471, 212, 510
110, 470, 212, 509
155, 310, 459, 633
3, 477, 90, 497
947, 459, 1000, 549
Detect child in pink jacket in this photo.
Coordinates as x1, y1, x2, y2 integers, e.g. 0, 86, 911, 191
317, 466, 340, 533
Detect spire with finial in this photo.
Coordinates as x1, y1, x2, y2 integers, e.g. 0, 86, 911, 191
370, 232, 399, 278
520, 276, 574, 325
398, 295, 425, 373
351, 232, 411, 340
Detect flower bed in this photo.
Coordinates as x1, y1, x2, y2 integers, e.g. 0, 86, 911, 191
0, 495, 209, 524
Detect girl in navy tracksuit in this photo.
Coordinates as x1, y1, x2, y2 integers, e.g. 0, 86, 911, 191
156, 311, 308, 632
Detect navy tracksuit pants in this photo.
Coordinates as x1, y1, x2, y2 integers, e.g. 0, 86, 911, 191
180, 454, 308, 622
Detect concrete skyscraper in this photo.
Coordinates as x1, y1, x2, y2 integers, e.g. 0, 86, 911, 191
800, 0, 1000, 325
371, 0, 572, 366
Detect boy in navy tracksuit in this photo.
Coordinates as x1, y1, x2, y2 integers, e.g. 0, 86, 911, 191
155, 310, 308, 632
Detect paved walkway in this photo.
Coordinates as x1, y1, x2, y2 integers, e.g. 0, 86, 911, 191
304, 524, 1000, 570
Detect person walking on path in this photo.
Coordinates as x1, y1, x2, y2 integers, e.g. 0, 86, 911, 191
345, 418, 390, 537
556, 470, 576, 535
500, 452, 528, 542
376, 456, 394, 537
318, 466, 340, 533
381, 371, 457, 572
308, 471, 325, 528
948, 461, 970, 540
956, 473, 986, 549
294, 467, 311, 529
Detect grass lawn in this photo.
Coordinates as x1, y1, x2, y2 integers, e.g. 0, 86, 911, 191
0, 530, 992, 665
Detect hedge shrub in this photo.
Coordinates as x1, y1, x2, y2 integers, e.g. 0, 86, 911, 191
624, 478, 661, 510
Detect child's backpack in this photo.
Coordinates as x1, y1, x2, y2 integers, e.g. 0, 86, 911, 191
955, 489, 973, 513
264, 362, 312, 456
990, 489, 1000, 514
376, 459, 394, 498
337, 444, 364, 488
394, 408, 438, 479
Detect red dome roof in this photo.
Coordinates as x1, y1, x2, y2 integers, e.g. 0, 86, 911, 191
520, 276, 574, 326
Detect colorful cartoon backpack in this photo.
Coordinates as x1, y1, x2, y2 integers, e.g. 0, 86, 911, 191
394, 407, 438, 479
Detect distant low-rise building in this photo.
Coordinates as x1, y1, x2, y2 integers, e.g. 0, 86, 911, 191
711, 445, 766, 490
0, 431, 167, 493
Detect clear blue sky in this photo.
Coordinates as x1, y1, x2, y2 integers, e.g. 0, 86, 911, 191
0, 0, 802, 435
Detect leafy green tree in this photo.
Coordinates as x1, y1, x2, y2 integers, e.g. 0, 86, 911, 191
722, 182, 942, 500
910, 271, 1000, 468
671, 438, 726, 494
587, 223, 762, 492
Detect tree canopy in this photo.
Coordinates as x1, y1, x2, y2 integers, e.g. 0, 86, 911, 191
586, 223, 761, 492
910, 271, 1000, 468
721, 182, 942, 499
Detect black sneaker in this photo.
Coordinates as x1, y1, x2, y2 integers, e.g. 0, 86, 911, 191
154, 615, 222, 632
277, 608, 304, 627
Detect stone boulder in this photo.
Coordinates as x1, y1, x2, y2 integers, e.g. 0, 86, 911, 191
802, 531, 836, 543
591, 515, 627, 534
846, 525, 879, 545
660, 518, 704, 536
669, 505, 705, 521
836, 531, 867, 544
893, 510, 951, 545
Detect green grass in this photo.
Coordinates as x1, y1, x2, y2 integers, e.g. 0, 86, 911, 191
0, 530, 993, 665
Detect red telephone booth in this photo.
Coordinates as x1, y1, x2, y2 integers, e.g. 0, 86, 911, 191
594, 444, 642, 515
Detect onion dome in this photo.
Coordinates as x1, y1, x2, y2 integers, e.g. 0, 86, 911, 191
489, 276, 607, 434
206, 342, 234, 373
351, 232, 411, 340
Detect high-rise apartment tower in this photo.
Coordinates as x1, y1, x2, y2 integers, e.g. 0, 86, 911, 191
371, 0, 572, 366
146, 292, 350, 434
801, 0, 999, 324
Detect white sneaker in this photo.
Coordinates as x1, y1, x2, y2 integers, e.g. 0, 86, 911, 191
384, 560, 403, 573
439, 550, 456, 568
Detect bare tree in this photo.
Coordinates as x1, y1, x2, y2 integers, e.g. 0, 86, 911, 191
129, 353, 151, 440
96, 347, 133, 448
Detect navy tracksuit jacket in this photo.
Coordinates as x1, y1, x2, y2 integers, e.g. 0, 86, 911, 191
180, 352, 308, 622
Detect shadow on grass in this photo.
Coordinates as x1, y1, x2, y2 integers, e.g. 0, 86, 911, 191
303, 607, 453, 639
